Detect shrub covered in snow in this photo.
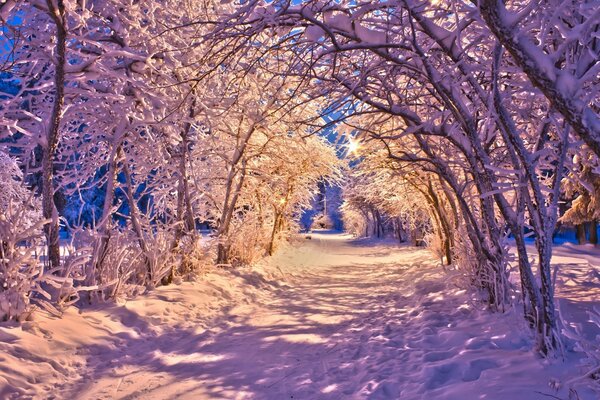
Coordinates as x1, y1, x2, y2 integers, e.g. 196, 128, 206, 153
310, 213, 334, 230
0, 151, 44, 321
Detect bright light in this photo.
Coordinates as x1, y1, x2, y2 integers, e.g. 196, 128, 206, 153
279, 198, 287, 205
347, 139, 361, 155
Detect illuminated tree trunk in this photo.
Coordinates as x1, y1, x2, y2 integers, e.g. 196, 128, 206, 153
426, 182, 453, 266
217, 160, 248, 265
268, 211, 282, 256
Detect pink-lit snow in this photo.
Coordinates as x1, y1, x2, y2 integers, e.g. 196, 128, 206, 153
0, 232, 599, 399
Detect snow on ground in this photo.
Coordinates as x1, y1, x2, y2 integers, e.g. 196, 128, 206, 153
1, 231, 599, 399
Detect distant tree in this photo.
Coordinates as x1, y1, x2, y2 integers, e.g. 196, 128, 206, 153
561, 149, 600, 245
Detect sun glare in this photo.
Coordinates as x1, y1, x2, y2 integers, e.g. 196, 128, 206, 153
347, 139, 361, 155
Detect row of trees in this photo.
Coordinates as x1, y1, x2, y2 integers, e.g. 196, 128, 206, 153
206, 0, 599, 356
1, 0, 598, 360
0, 0, 340, 321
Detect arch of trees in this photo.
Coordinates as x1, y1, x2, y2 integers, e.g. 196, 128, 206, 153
204, 0, 598, 356
0, 0, 598, 360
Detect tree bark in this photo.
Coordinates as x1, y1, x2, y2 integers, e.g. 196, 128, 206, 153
122, 157, 152, 283
216, 160, 248, 265
590, 220, 598, 245
42, 0, 67, 271
426, 182, 453, 265
171, 102, 196, 256
268, 211, 282, 256
215, 120, 256, 265
91, 145, 122, 290
576, 223, 587, 245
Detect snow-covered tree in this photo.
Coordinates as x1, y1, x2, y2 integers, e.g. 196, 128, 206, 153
561, 149, 600, 244
205, 0, 578, 354
479, 0, 600, 157
0, 150, 44, 321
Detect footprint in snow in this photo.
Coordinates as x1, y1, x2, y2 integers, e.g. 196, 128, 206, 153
462, 359, 499, 382
423, 350, 455, 362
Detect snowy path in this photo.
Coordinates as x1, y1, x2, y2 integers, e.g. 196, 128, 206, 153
1, 232, 599, 399
71, 233, 444, 399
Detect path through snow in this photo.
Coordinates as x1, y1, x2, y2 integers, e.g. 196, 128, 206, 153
1, 232, 599, 399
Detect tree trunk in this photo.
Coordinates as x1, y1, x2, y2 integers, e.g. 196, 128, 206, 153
374, 209, 384, 238
395, 217, 405, 243
511, 226, 542, 328
91, 145, 121, 291
181, 102, 196, 234
122, 158, 152, 283
268, 211, 282, 256
216, 160, 248, 265
256, 191, 264, 228
576, 223, 587, 245
427, 183, 453, 266
536, 233, 560, 355
42, 0, 67, 272
216, 243, 230, 266
363, 210, 370, 237
589, 220, 598, 245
